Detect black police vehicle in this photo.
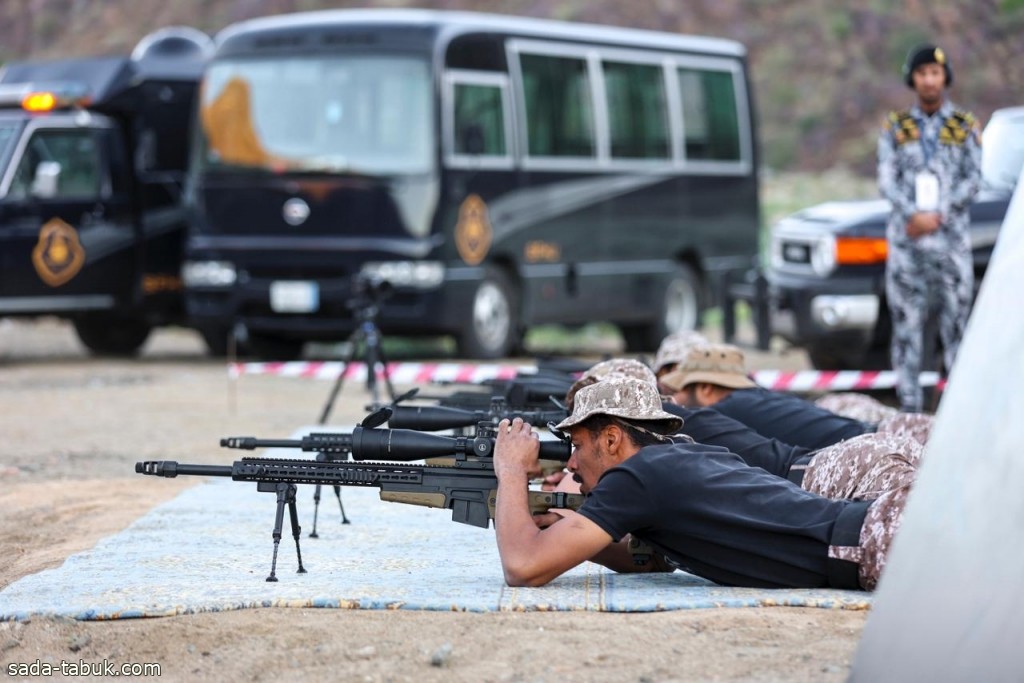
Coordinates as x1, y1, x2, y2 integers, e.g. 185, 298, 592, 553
0, 28, 210, 356
767, 106, 1024, 370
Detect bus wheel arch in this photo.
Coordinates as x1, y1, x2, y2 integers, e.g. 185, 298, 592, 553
458, 264, 521, 359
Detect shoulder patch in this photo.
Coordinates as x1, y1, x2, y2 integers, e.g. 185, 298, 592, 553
886, 110, 917, 145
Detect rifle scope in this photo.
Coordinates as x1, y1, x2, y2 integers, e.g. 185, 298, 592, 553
388, 405, 568, 432
221, 426, 572, 462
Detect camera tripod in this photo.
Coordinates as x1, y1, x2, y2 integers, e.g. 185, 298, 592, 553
309, 275, 397, 536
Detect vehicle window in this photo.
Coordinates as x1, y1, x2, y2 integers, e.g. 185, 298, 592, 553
519, 53, 595, 158
0, 123, 19, 160
8, 129, 101, 199
677, 67, 741, 161
453, 83, 507, 156
200, 55, 434, 175
603, 60, 670, 160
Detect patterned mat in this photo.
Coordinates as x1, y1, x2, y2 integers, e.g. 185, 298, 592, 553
0, 430, 872, 620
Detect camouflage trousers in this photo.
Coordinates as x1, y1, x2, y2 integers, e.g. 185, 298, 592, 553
886, 247, 973, 412
815, 392, 898, 424
814, 394, 934, 445
875, 411, 934, 446
801, 432, 921, 590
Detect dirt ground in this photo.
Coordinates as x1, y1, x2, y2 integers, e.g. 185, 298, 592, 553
0, 318, 867, 682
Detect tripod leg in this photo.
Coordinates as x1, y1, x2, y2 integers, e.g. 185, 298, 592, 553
309, 484, 322, 538
333, 485, 350, 524
266, 483, 289, 582
286, 485, 307, 574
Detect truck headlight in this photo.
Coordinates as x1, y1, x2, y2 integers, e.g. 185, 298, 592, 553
182, 260, 237, 287
359, 261, 445, 290
810, 235, 837, 277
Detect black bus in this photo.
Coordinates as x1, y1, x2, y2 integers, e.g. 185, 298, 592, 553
183, 9, 760, 359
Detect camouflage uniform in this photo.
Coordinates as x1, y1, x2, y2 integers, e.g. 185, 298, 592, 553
802, 432, 921, 590
814, 392, 898, 424
878, 99, 982, 411
813, 394, 934, 445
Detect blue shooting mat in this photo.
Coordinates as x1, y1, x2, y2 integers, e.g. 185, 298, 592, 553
0, 428, 872, 620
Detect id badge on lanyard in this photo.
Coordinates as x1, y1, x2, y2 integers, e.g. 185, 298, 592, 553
915, 172, 940, 212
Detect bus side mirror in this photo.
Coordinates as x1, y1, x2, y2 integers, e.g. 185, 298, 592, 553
31, 161, 62, 199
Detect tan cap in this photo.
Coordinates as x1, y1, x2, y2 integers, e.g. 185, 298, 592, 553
653, 330, 710, 374
556, 376, 683, 432
659, 343, 756, 391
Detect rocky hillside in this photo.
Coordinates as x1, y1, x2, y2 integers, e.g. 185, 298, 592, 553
2, 0, 1022, 174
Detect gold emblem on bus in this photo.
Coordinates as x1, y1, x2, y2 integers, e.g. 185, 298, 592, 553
455, 194, 492, 266
32, 218, 86, 287
525, 241, 561, 263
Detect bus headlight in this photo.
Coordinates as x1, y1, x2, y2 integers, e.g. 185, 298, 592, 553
359, 261, 445, 289
182, 260, 237, 287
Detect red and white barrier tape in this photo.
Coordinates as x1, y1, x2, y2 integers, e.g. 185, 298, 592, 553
229, 362, 946, 391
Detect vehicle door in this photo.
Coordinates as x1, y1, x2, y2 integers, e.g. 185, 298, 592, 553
0, 120, 135, 312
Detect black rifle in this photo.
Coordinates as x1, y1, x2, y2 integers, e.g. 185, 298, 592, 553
135, 425, 580, 581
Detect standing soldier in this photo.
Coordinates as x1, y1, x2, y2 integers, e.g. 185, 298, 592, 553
878, 44, 982, 412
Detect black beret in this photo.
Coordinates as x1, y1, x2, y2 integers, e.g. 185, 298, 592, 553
903, 44, 953, 88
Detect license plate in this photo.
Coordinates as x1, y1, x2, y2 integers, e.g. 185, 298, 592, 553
270, 281, 319, 313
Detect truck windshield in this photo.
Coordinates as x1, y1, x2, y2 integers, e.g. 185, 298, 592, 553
0, 121, 21, 168
982, 112, 1024, 192
197, 54, 434, 176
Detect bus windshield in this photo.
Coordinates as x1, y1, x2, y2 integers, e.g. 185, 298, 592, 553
198, 54, 434, 176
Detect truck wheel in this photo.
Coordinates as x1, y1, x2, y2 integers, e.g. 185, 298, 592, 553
457, 267, 519, 359
73, 314, 152, 357
621, 263, 701, 352
246, 333, 304, 361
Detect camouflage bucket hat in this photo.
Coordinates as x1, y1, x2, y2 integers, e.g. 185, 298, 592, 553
565, 358, 659, 411
659, 343, 756, 391
653, 330, 710, 374
581, 358, 657, 386
556, 376, 683, 432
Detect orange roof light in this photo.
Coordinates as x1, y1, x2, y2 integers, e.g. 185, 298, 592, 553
22, 91, 59, 112
835, 237, 888, 265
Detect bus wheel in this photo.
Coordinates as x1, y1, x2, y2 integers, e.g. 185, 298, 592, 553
246, 333, 304, 361
73, 313, 152, 357
458, 267, 519, 359
621, 263, 701, 352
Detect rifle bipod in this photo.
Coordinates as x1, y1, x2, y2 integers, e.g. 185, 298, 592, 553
256, 481, 308, 581
308, 451, 350, 538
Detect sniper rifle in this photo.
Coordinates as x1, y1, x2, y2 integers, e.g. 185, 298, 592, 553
135, 424, 582, 581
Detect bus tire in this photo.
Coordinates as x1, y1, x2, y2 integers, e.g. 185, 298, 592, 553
621, 263, 701, 352
246, 333, 304, 361
73, 313, 152, 357
458, 267, 519, 359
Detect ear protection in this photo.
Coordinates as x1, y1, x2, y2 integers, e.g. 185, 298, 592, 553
902, 44, 953, 88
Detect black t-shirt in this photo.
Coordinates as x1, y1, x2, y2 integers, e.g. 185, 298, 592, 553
662, 402, 812, 477
576, 442, 853, 588
712, 387, 868, 451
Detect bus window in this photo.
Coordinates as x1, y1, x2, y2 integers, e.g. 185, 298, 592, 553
454, 82, 507, 156
603, 60, 670, 160
677, 67, 741, 162
519, 53, 595, 158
